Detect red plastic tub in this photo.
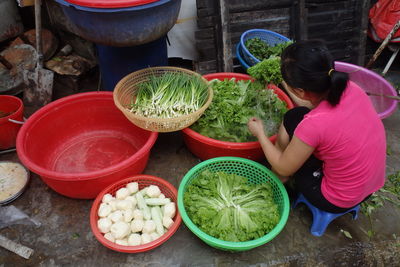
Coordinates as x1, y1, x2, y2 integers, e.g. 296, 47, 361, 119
16, 92, 158, 199
181, 73, 294, 161
0, 95, 24, 150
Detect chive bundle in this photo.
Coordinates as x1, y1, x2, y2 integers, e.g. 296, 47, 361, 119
128, 72, 209, 119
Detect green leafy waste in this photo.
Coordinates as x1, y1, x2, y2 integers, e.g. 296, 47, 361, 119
183, 170, 280, 242
361, 171, 400, 239
361, 170, 400, 215
190, 78, 288, 142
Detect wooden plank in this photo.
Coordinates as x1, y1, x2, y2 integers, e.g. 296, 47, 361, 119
197, 8, 216, 18
307, 4, 356, 15
197, 16, 216, 29
327, 43, 357, 51
196, 40, 217, 61
196, 0, 215, 9
306, 0, 352, 4
331, 50, 355, 61
229, 7, 291, 37
294, 0, 307, 40
194, 29, 214, 40
289, 1, 297, 39
307, 20, 355, 33
354, 0, 370, 65
228, 0, 292, 12
195, 37, 216, 46
195, 39, 217, 49
307, 10, 354, 24
329, 38, 356, 46
306, 0, 356, 10
308, 30, 357, 41
230, 23, 290, 38
229, 8, 291, 24
194, 60, 217, 74
217, 0, 233, 72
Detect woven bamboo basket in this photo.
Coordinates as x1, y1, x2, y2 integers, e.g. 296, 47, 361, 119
113, 67, 213, 132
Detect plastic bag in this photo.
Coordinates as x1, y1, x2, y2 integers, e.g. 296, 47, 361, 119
369, 0, 400, 42
0, 205, 40, 229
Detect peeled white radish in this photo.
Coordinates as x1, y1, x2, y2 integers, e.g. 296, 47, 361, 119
110, 221, 130, 239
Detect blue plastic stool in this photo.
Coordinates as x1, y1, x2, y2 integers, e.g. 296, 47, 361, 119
292, 193, 360, 236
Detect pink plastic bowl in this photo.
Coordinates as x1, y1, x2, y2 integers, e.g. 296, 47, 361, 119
16, 92, 158, 199
335, 61, 398, 119
182, 73, 294, 161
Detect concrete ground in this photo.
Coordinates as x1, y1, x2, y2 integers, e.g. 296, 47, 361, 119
0, 70, 399, 267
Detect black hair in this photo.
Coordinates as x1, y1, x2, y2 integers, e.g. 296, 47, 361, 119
280, 40, 349, 106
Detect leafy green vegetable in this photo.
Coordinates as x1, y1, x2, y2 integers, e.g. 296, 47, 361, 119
183, 170, 280, 242
190, 78, 287, 142
245, 38, 292, 61
247, 56, 283, 85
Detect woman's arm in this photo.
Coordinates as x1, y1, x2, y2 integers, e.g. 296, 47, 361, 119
248, 117, 314, 176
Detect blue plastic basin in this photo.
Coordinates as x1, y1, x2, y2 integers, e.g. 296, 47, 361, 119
53, 0, 181, 47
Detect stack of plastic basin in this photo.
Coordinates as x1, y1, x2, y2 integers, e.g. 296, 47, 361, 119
236, 29, 290, 70
53, 0, 181, 90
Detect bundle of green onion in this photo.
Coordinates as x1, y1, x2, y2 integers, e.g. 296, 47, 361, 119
127, 72, 209, 119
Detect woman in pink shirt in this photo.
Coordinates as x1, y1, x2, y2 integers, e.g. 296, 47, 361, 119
248, 40, 386, 213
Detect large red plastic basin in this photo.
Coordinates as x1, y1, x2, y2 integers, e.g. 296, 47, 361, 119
0, 95, 24, 150
181, 73, 294, 161
16, 92, 158, 199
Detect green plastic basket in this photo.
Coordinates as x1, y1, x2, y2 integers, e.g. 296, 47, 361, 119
177, 157, 290, 252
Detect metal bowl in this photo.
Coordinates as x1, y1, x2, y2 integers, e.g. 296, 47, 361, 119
0, 161, 30, 205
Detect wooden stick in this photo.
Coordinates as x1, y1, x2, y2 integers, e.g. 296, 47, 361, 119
366, 92, 400, 101
365, 20, 400, 69
0, 235, 34, 259
35, 0, 43, 70
0, 55, 13, 70
16, 0, 35, 7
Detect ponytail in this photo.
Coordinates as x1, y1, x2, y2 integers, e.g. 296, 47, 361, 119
326, 70, 349, 106
281, 40, 350, 107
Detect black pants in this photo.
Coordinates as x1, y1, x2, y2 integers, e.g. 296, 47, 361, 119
283, 107, 362, 213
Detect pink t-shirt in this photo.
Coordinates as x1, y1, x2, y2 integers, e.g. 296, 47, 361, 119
294, 81, 386, 208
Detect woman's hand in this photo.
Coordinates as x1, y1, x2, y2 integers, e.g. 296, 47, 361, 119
247, 117, 265, 138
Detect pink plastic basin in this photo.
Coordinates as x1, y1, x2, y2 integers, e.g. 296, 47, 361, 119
335, 61, 398, 119
16, 92, 158, 199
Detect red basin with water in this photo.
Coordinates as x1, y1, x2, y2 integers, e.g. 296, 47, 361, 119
16, 92, 158, 199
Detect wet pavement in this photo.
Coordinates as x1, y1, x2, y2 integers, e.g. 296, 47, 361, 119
0, 71, 399, 266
